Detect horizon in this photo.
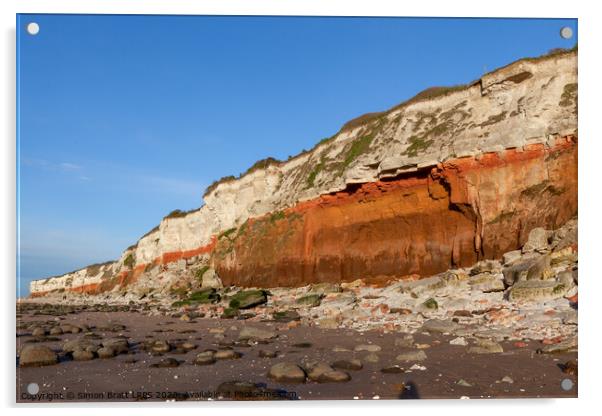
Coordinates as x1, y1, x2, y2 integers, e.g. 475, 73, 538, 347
17, 15, 577, 296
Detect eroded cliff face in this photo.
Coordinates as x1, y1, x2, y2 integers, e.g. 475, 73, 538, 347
29, 49, 578, 297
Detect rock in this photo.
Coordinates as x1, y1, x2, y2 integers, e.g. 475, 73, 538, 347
49, 327, 63, 335
201, 268, 223, 289
396, 350, 427, 362
72, 350, 95, 361
102, 337, 129, 354
501, 376, 514, 384
214, 349, 241, 360
394, 335, 415, 348
508, 279, 571, 302
316, 317, 340, 329
389, 307, 412, 315
194, 351, 216, 365
502, 254, 546, 286
259, 350, 278, 358
450, 337, 468, 346
295, 294, 323, 307
272, 310, 300, 322
267, 362, 306, 383
150, 339, 171, 353
292, 342, 312, 348
470, 260, 502, 275
31, 327, 46, 337
363, 353, 380, 363
97, 347, 115, 359
420, 298, 438, 311
238, 327, 277, 341
468, 339, 503, 354
522, 227, 549, 253
539, 337, 577, 354
332, 359, 363, 371
308, 283, 342, 295
150, 357, 180, 368
421, 319, 458, 334
229, 290, 268, 309
354, 344, 381, 352
62, 338, 99, 353
453, 310, 472, 317
221, 307, 239, 319
307, 363, 351, 383
469, 273, 505, 292
19, 345, 58, 367
381, 365, 405, 374
457, 379, 472, 387
503, 250, 522, 265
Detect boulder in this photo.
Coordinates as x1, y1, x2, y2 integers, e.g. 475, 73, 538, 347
522, 227, 549, 253
421, 319, 458, 334
307, 363, 351, 383
468, 339, 503, 354
19, 345, 58, 367
72, 350, 95, 361
194, 351, 216, 365
396, 350, 427, 362
508, 279, 572, 302
201, 269, 223, 289
238, 327, 277, 341
229, 290, 268, 309
267, 362, 306, 383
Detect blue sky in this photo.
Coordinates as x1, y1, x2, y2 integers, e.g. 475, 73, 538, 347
16, 15, 577, 296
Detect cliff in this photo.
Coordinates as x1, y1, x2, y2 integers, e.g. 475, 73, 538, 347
29, 49, 578, 298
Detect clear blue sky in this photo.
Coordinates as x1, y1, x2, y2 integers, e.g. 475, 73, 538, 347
16, 15, 577, 296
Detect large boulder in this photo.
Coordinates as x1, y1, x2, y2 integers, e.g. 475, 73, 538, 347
19, 345, 58, 367
267, 362, 306, 383
229, 290, 268, 309
201, 269, 223, 289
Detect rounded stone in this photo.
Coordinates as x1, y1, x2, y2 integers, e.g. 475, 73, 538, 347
267, 362, 306, 383
19, 345, 58, 367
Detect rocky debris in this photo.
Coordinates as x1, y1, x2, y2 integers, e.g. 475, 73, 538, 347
229, 290, 268, 309
396, 350, 427, 362
468, 339, 503, 354
307, 362, 351, 383
267, 362, 306, 383
150, 357, 180, 368
238, 327, 277, 341
332, 359, 363, 371
193, 351, 216, 365
19, 345, 58, 367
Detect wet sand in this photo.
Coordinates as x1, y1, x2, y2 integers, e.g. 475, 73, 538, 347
16, 309, 577, 402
